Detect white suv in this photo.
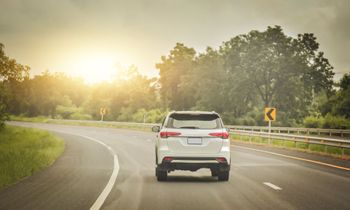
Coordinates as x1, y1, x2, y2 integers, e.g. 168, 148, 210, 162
152, 111, 231, 181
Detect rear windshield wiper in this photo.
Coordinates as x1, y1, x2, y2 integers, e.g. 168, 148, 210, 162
179, 126, 200, 129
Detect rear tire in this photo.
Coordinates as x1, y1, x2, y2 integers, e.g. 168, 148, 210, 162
210, 169, 219, 177
156, 168, 167, 181
218, 171, 229, 181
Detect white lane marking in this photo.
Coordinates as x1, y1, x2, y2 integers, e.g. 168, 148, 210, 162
77, 135, 119, 210
263, 182, 282, 191
47, 130, 119, 210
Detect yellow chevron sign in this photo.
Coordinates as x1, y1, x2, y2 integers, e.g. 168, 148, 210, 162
100, 107, 107, 115
264, 108, 276, 121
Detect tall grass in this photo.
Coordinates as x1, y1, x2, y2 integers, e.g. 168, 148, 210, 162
0, 126, 64, 189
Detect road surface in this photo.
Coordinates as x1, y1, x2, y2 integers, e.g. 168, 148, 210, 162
0, 122, 349, 210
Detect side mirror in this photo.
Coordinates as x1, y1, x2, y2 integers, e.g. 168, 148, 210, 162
152, 125, 160, 132
225, 127, 230, 132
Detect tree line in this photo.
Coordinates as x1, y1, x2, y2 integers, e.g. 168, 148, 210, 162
1, 26, 349, 128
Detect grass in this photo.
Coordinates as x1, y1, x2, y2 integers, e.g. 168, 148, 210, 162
10, 116, 152, 132
230, 134, 350, 159
9, 115, 49, 123
46, 119, 152, 132
0, 125, 65, 189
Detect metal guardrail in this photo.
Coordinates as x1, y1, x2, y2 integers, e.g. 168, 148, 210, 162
230, 130, 350, 156
48, 119, 349, 156
228, 125, 350, 138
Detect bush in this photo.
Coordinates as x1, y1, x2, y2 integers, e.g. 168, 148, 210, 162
323, 114, 350, 129
304, 116, 324, 128
303, 114, 350, 129
55, 105, 91, 120
70, 112, 92, 120
130, 108, 168, 123
56, 105, 79, 119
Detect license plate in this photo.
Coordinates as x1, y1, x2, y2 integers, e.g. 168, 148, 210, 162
187, 138, 202, 145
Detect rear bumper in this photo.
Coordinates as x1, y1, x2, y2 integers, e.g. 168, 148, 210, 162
157, 148, 231, 165
157, 157, 231, 172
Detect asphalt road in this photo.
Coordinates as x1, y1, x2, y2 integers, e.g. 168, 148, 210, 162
1, 122, 349, 210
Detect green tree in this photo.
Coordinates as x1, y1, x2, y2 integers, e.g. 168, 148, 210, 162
321, 74, 350, 118
0, 43, 29, 127
156, 43, 196, 110
220, 26, 334, 123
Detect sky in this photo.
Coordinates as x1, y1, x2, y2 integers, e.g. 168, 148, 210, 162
0, 0, 349, 82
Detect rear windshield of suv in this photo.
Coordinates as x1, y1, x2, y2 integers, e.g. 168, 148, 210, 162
166, 113, 222, 129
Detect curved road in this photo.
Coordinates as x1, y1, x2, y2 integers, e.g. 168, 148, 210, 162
0, 122, 349, 210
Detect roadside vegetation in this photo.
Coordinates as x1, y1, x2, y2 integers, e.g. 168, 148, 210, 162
0, 126, 64, 189
1, 26, 349, 129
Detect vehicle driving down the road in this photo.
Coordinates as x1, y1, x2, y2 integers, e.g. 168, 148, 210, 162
152, 111, 231, 181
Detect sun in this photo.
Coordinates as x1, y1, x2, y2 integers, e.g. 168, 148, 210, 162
73, 53, 117, 84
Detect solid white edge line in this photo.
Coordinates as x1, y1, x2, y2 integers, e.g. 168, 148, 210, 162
263, 182, 282, 190
49, 130, 119, 210
77, 135, 119, 210
90, 154, 119, 210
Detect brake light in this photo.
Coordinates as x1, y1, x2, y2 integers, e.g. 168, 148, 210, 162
216, 157, 227, 163
209, 132, 229, 139
163, 157, 173, 162
160, 131, 181, 138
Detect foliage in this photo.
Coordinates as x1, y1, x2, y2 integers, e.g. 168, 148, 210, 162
1, 26, 348, 128
304, 116, 324, 128
320, 73, 350, 119
304, 114, 350, 129
156, 43, 196, 110
55, 105, 92, 120
322, 114, 350, 129
0, 43, 29, 128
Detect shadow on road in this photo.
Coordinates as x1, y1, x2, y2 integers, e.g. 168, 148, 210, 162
162, 175, 218, 183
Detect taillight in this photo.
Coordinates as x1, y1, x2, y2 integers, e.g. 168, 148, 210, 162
216, 157, 227, 163
160, 131, 181, 138
209, 132, 229, 139
163, 157, 173, 162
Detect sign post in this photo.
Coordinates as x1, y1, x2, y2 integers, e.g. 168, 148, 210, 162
264, 107, 276, 144
100, 107, 106, 121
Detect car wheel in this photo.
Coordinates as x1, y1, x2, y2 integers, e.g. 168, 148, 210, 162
156, 168, 167, 181
210, 169, 218, 177
218, 171, 229, 181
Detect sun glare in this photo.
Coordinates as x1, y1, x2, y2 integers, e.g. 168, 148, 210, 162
73, 53, 118, 84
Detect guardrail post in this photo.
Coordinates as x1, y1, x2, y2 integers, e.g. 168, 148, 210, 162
340, 131, 343, 138
341, 147, 345, 157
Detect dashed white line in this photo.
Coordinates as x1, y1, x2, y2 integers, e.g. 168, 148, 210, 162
263, 182, 282, 191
